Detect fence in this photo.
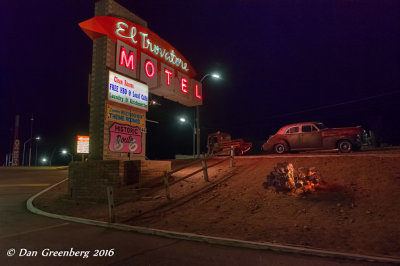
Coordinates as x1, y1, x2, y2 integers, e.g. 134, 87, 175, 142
163, 146, 235, 200
105, 146, 235, 222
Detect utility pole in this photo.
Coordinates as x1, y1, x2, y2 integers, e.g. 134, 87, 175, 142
28, 114, 34, 166
196, 105, 200, 157
12, 115, 20, 166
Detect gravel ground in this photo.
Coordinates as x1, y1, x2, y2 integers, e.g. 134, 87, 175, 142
34, 150, 400, 258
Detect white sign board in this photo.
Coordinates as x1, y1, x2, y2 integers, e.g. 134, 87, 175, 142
77, 136, 89, 154
108, 71, 149, 111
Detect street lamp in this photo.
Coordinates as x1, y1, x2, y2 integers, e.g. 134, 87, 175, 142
35, 136, 40, 166
61, 149, 74, 163
150, 99, 161, 106
41, 157, 48, 165
196, 72, 221, 157
200, 73, 221, 83
179, 116, 195, 157
22, 136, 40, 166
22, 138, 31, 166
28, 114, 34, 167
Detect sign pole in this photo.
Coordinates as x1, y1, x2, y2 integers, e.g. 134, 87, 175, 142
196, 105, 200, 157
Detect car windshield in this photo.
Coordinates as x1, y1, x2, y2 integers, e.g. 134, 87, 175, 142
315, 122, 326, 129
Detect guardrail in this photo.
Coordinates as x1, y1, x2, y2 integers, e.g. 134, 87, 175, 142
163, 146, 235, 200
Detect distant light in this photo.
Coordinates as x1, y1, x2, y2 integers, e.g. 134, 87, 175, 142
179, 117, 186, 123
42, 158, 47, 163
35, 136, 41, 140
150, 100, 161, 106
61, 149, 67, 154
211, 73, 221, 79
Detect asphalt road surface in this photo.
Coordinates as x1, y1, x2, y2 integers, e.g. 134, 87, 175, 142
0, 167, 385, 266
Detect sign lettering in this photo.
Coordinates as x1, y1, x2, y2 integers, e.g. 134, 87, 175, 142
115, 21, 138, 44
77, 136, 89, 154
109, 123, 142, 153
79, 16, 203, 107
108, 71, 149, 111
79, 16, 194, 75
106, 104, 145, 128
119, 47, 135, 70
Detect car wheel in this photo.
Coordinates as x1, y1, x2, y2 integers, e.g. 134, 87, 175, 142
274, 142, 288, 154
338, 140, 352, 153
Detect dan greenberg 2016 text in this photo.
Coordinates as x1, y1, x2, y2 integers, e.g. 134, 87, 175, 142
8, 248, 115, 259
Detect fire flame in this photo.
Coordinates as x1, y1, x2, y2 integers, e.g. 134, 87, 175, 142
263, 163, 322, 194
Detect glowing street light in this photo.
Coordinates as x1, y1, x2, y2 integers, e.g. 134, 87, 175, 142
22, 135, 41, 166
196, 72, 222, 157
35, 136, 41, 166
200, 72, 221, 82
41, 157, 48, 165
150, 100, 161, 106
179, 116, 195, 156
61, 149, 74, 163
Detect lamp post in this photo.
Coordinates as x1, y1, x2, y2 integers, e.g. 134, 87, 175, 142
22, 138, 31, 166
35, 136, 40, 166
61, 149, 74, 163
179, 117, 195, 157
28, 114, 34, 166
196, 73, 221, 157
41, 157, 48, 165
22, 136, 40, 166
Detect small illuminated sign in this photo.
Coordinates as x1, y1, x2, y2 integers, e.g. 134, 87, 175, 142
109, 123, 142, 153
106, 104, 145, 128
77, 136, 89, 154
108, 71, 149, 111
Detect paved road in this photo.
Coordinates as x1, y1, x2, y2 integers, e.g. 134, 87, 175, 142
0, 168, 385, 265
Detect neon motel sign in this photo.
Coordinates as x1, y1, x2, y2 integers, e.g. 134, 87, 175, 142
116, 21, 189, 72
79, 16, 202, 107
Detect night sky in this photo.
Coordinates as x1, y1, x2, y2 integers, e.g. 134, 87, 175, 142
1, 0, 399, 164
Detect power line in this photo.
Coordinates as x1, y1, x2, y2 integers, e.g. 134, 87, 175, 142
262, 89, 400, 121
205, 89, 400, 130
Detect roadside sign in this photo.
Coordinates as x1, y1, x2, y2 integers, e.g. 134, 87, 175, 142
77, 136, 89, 154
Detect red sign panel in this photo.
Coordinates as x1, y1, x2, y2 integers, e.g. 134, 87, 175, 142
109, 123, 142, 153
79, 16, 196, 78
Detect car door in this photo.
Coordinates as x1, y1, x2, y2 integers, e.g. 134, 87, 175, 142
300, 124, 322, 149
284, 126, 301, 149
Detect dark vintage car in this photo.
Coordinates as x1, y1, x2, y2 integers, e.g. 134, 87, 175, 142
262, 122, 364, 154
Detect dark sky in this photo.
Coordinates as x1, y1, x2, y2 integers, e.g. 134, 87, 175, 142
1, 0, 399, 163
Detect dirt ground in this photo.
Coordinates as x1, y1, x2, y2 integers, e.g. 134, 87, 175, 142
35, 150, 400, 258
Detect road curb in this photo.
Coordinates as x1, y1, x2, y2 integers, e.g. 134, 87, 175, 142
27, 179, 400, 264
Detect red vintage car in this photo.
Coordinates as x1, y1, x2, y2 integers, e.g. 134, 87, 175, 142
262, 122, 364, 154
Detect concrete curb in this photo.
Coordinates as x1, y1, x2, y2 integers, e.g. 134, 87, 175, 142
27, 179, 400, 264
236, 154, 400, 159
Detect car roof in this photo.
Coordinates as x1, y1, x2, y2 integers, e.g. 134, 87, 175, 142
276, 122, 321, 134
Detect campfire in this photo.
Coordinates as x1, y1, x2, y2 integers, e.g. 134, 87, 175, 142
263, 162, 323, 194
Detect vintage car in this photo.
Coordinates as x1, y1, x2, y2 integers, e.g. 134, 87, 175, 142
262, 122, 364, 154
